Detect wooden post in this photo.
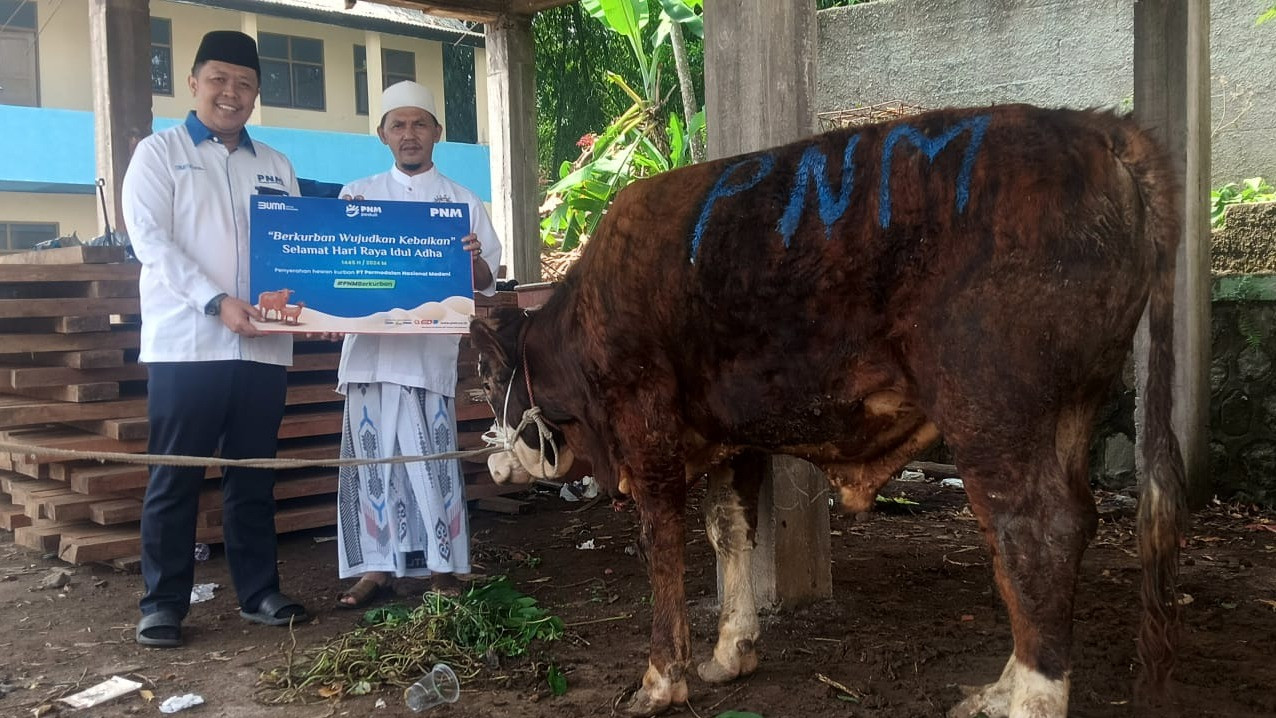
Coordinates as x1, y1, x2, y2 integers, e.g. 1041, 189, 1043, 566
90, 0, 153, 236
485, 14, 541, 283
704, 0, 831, 609
1133, 0, 1212, 506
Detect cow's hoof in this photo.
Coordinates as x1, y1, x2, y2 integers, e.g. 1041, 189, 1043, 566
623, 687, 671, 717
948, 681, 1011, 718
696, 641, 759, 684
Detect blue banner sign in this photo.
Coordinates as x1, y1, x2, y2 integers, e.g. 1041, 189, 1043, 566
249, 195, 474, 334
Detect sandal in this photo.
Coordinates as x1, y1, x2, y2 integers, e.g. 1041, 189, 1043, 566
136, 608, 183, 648
430, 574, 466, 598
336, 576, 394, 610
240, 591, 312, 626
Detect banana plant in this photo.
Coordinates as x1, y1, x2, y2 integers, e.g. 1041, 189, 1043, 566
542, 0, 707, 251
540, 73, 704, 251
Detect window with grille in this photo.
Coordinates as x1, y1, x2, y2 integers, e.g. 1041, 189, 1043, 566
150, 17, 173, 96
442, 43, 477, 143
259, 32, 325, 110
355, 45, 416, 116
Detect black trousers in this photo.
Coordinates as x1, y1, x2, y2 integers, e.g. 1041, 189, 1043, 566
139, 360, 287, 618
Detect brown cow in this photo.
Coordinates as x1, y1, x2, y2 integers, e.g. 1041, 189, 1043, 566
257, 288, 293, 321
471, 104, 1187, 718
280, 301, 305, 325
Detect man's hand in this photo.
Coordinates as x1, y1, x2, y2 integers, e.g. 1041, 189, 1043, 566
220, 296, 268, 337
463, 233, 493, 290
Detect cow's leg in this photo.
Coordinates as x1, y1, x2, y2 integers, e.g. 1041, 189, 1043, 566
698, 450, 765, 684
946, 412, 1097, 718
626, 474, 691, 716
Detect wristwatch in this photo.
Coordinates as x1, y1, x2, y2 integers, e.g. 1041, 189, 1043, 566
204, 292, 229, 316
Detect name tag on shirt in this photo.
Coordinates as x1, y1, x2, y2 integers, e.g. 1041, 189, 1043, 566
248, 195, 474, 334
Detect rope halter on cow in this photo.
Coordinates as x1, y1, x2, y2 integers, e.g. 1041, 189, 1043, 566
480, 358, 564, 479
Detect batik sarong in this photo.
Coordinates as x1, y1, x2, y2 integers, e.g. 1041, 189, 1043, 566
336, 382, 469, 578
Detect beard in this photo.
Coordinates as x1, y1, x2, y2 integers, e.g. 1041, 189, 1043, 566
399, 162, 424, 172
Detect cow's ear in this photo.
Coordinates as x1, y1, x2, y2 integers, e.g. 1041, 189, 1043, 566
469, 316, 507, 369
470, 313, 514, 377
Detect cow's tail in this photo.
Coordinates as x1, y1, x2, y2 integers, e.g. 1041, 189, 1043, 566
1114, 117, 1189, 704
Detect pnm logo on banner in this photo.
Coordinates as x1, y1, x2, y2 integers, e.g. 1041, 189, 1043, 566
345, 204, 383, 218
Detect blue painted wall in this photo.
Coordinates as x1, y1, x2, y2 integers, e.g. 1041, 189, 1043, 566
0, 105, 492, 201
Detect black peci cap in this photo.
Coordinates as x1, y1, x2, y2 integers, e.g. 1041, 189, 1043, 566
193, 30, 260, 78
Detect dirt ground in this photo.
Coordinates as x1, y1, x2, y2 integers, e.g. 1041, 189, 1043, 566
1, 477, 1274, 718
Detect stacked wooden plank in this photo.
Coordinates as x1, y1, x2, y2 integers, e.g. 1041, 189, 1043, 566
0, 247, 526, 565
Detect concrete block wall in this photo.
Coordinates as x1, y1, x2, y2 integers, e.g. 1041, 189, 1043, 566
817, 0, 1276, 185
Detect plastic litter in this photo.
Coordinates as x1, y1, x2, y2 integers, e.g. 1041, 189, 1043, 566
559, 476, 599, 502
193, 543, 210, 561
190, 582, 219, 604
898, 468, 926, 482
159, 693, 206, 713
940, 478, 965, 490
576, 539, 598, 550
59, 676, 143, 710
405, 663, 460, 712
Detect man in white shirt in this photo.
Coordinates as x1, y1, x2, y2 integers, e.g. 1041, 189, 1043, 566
334, 80, 501, 607
122, 30, 310, 647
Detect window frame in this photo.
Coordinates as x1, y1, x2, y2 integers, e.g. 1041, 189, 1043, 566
0, 0, 40, 107
354, 44, 416, 117
0, 221, 60, 252
149, 17, 174, 96
258, 32, 326, 111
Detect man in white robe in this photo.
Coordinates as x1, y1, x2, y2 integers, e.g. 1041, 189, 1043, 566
334, 80, 501, 606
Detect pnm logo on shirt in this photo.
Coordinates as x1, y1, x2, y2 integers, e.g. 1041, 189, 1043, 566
257, 173, 284, 185
432, 193, 453, 203
345, 204, 382, 218
174, 163, 205, 171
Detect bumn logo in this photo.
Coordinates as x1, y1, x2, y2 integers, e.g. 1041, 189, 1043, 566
257, 200, 288, 210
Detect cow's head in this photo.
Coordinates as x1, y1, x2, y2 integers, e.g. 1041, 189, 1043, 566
470, 307, 575, 483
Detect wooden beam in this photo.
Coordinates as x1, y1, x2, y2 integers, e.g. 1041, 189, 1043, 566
90, 0, 153, 236
351, 0, 576, 22
356, 0, 507, 21
704, 0, 830, 609
1132, 0, 1212, 506
485, 14, 541, 283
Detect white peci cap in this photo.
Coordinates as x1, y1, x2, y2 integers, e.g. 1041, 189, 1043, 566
381, 80, 438, 123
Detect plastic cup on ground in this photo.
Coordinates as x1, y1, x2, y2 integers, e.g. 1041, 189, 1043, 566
404, 663, 460, 712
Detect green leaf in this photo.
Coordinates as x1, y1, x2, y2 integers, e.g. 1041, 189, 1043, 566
547, 664, 568, 696
363, 604, 410, 626
584, 0, 649, 40
654, 0, 704, 46
1258, 6, 1276, 25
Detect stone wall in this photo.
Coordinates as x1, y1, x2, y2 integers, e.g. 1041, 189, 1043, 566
1088, 205, 1276, 502
1210, 274, 1276, 503
1214, 201, 1276, 274
816, 0, 1276, 186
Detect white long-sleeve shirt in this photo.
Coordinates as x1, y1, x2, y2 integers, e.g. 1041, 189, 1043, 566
123, 112, 297, 365
337, 166, 501, 395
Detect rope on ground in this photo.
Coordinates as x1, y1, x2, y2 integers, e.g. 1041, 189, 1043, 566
0, 439, 498, 470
